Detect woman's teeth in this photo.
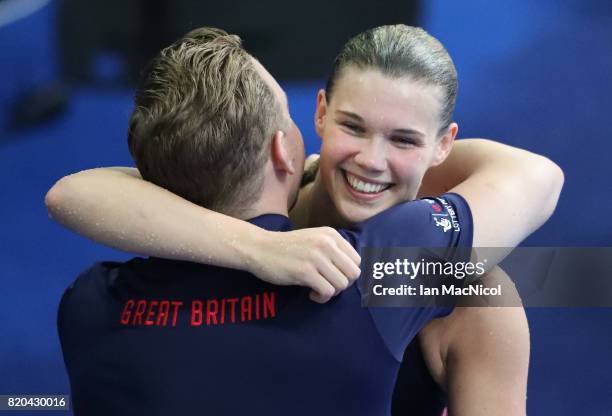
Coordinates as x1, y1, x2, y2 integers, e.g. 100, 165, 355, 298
345, 172, 390, 194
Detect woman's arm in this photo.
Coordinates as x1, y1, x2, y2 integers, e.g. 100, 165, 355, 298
45, 167, 360, 303
446, 268, 529, 416
419, 138, 564, 266
419, 267, 529, 416
420, 138, 564, 247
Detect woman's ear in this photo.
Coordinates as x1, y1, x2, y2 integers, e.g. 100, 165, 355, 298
314, 89, 328, 138
431, 122, 458, 167
270, 130, 295, 174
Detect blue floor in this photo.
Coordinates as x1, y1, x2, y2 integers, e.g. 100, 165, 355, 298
1, 1, 611, 414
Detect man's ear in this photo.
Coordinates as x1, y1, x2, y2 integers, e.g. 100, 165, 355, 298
314, 89, 327, 138
270, 130, 295, 174
431, 122, 459, 167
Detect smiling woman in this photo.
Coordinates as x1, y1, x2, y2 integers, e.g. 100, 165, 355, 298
289, 25, 461, 229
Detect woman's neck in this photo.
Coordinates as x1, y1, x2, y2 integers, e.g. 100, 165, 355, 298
290, 173, 351, 230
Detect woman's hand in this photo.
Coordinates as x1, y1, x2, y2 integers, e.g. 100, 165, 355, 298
300, 154, 320, 187
249, 226, 361, 303
305, 154, 320, 170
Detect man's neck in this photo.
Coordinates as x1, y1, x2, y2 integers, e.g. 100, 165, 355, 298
238, 162, 294, 220
238, 203, 288, 221
240, 190, 290, 220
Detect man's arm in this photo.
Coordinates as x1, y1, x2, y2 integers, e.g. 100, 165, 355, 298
45, 167, 360, 303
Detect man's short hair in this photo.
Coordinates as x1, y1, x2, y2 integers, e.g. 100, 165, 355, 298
128, 27, 286, 215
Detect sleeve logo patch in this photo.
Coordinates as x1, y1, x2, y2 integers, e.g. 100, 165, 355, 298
434, 217, 453, 232
425, 197, 461, 232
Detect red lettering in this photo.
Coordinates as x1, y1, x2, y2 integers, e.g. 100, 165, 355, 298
227, 298, 239, 323
263, 292, 276, 318
191, 300, 203, 326
220, 298, 226, 324
255, 294, 260, 320
170, 301, 183, 327
144, 301, 158, 326
241, 296, 252, 321
120, 299, 135, 325
206, 300, 219, 325
117, 294, 278, 328
133, 300, 147, 325
156, 301, 170, 326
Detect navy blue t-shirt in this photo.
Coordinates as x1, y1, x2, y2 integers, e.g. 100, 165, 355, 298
58, 193, 472, 415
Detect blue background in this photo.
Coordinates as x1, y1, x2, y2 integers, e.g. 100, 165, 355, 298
1, 0, 611, 414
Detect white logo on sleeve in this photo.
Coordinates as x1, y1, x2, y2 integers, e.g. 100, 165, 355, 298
434, 217, 452, 232
438, 197, 461, 232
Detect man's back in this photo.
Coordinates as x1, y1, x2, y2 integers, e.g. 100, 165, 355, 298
60, 264, 399, 414
59, 196, 472, 415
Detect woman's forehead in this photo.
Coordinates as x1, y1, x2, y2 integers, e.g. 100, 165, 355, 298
331, 68, 442, 134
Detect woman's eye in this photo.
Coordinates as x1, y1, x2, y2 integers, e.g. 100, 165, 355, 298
392, 137, 417, 146
341, 122, 365, 134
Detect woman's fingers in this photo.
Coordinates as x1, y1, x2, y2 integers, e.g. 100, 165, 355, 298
329, 231, 361, 280
316, 254, 351, 294
256, 227, 362, 303
306, 277, 336, 304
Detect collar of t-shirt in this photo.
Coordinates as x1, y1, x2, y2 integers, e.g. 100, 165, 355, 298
247, 213, 293, 232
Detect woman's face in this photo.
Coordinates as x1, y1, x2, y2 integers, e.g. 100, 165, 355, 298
315, 67, 457, 224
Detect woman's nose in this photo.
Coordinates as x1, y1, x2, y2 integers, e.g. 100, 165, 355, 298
354, 139, 387, 172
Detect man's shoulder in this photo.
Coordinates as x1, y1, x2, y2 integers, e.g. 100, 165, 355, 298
58, 261, 129, 339
72, 260, 131, 288
60, 260, 137, 313
80, 261, 124, 277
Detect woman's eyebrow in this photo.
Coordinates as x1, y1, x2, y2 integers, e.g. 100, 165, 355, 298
337, 110, 425, 137
336, 110, 363, 121
391, 128, 426, 138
